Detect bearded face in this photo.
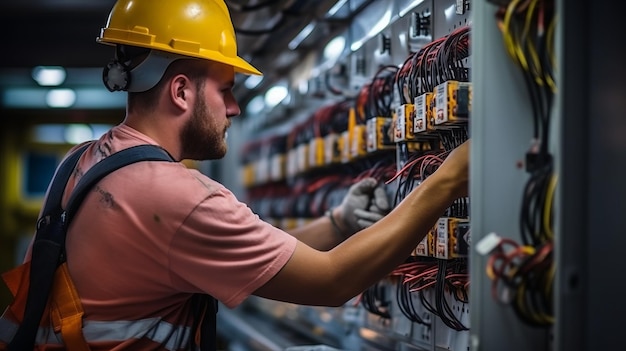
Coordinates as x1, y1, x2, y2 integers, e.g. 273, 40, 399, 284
180, 83, 230, 160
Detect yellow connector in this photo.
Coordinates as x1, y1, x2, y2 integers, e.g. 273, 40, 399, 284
434, 81, 471, 127
308, 137, 325, 168
415, 225, 436, 257
269, 152, 286, 182
366, 117, 395, 153
413, 92, 435, 134
324, 133, 341, 165
435, 217, 470, 259
351, 125, 368, 159
393, 103, 416, 142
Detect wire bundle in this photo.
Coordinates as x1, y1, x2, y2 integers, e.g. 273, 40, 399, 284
385, 150, 446, 205
360, 281, 391, 319
395, 25, 471, 106
390, 258, 469, 330
487, 0, 557, 327
496, 0, 556, 161
485, 235, 555, 326
365, 65, 400, 119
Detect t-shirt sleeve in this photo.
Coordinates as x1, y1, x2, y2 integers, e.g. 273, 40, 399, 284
167, 186, 297, 308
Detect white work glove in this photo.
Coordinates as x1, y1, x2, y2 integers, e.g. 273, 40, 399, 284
335, 177, 391, 236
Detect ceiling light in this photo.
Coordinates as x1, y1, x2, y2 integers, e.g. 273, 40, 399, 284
350, 7, 392, 52
2, 87, 126, 109
327, 0, 348, 17
288, 22, 316, 50
45, 89, 76, 108
32, 66, 66, 86
64, 124, 94, 144
264, 85, 288, 108
323, 36, 346, 61
246, 95, 266, 115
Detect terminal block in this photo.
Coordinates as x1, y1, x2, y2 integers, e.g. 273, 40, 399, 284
413, 92, 436, 134
393, 103, 416, 142
434, 81, 472, 127
366, 117, 395, 153
435, 217, 471, 259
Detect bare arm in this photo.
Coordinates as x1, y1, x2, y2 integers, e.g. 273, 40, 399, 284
287, 210, 345, 251
254, 140, 469, 306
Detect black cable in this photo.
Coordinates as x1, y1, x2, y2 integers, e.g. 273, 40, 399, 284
435, 259, 468, 331
360, 282, 391, 319
396, 276, 430, 325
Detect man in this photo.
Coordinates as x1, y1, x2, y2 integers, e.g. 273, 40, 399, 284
1, 0, 470, 350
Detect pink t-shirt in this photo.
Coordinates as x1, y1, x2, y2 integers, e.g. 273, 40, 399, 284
44, 124, 296, 349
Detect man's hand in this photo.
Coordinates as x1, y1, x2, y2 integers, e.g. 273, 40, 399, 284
336, 177, 390, 235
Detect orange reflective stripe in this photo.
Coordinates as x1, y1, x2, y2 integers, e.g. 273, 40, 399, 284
1, 260, 91, 350
50, 262, 91, 351
2, 261, 190, 350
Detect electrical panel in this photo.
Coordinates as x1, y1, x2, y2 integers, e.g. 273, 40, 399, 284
231, 0, 473, 350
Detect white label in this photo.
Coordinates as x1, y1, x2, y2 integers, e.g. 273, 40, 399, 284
435, 83, 448, 125
436, 217, 449, 258
394, 105, 406, 142
414, 95, 427, 133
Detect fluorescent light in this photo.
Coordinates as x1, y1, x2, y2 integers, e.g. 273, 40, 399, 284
399, 0, 425, 17
64, 124, 93, 144
32, 66, 66, 86
288, 22, 316, 50
2, 87, 126, 109
46, 89, 76, 108
350, 7, 392, 52
244, 75, 263, 89
246, 95, 266, 115
323, 36, 346, 61
327, 0, 348, 17
31, 123, 112, 144
264, 85, 288, 108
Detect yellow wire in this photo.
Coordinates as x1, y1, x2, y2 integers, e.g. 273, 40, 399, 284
502, 0, 558, 95
502, 0, 528, 71
522, 0, 543, 85
543, 173, 558, 240
545, 15, 558, 93
516, 278, 555, 325
486, 261, 496, 280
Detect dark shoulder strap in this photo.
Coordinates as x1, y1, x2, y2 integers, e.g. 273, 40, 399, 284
64, 144, 174, 223
8, 143, 174, 351
41, 142, 93, 217
7, 143, 92, 351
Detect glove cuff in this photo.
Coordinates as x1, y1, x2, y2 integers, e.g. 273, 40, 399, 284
325, 208, 348, 239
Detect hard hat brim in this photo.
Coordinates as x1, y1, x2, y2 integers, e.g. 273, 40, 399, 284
97, 37, 262, 76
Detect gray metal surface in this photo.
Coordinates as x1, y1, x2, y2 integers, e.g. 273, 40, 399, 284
469, 0, 551, 350
556, 0, 626, 350
432, 0, 472, 40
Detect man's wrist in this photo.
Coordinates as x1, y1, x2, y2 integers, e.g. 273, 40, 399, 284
326, 208, 348, 238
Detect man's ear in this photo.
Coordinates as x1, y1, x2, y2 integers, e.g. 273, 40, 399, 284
170, 75, 192, 111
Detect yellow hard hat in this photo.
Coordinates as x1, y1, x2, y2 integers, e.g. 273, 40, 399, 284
97, 0, 262, 76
